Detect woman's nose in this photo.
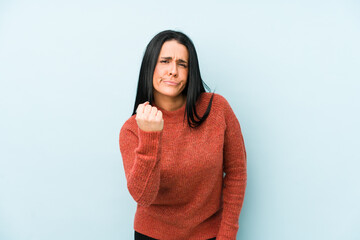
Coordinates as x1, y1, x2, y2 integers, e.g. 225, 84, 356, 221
168, 62, 178, 77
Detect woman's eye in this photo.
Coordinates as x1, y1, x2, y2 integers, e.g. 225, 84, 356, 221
179, 64, 187, 68
160, 60, 168, 63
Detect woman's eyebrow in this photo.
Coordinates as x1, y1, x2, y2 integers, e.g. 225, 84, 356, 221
160, 56, 188, 64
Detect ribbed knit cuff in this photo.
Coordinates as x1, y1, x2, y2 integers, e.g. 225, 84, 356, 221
136, 127, 163, 156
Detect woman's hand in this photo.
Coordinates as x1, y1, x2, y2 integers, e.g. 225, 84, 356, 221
135, 101, 164, 132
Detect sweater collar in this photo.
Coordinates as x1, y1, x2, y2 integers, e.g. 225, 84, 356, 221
152, 100, 187, 124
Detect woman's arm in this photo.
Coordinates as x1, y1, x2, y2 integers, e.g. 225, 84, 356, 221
119, 124, 163, 207
217, 97, 247, 240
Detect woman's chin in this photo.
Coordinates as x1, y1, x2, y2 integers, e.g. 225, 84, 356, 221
156, 89, 183, 98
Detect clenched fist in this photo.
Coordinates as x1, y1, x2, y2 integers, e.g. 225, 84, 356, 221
135, 101, 164, 132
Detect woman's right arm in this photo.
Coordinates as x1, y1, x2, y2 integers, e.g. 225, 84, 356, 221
119, 102, 164, 207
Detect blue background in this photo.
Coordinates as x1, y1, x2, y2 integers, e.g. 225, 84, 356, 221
1, 0, 359, 239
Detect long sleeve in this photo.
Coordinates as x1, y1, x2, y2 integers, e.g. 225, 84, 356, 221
217, 98, 247, 240
119, 123, 163, 207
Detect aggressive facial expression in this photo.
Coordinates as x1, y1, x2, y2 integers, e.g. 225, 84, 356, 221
153, 40, 189, 99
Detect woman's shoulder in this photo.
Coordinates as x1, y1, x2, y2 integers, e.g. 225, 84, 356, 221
195, 92, 235, 124
120, 114, 137, 136
199, 92, 231, 109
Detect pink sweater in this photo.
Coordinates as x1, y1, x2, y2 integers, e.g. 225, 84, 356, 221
119, 92, 247, 239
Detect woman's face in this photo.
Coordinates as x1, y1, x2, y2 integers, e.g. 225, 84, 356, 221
153, 40, 189, 101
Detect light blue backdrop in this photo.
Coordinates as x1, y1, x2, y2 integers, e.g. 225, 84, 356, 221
1, 0, 359, 239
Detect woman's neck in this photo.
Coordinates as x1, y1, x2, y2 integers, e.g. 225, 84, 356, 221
153, 94, 186, 112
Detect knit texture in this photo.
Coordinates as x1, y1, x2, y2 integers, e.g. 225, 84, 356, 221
119, 92, 247, 240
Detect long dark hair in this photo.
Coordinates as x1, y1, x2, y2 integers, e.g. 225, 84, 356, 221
132, 30, 215, 128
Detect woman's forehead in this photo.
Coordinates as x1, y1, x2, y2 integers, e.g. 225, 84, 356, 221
159, 40, 188, 60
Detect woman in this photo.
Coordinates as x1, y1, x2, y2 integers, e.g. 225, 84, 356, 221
119, 30, 247, 240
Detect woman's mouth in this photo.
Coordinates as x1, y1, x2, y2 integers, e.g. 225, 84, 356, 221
163, 81, 179, 86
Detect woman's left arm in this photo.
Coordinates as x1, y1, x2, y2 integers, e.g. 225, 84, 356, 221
217, 97, 247, 240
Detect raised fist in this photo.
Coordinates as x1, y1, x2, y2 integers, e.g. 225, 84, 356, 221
135, 101, 164, 132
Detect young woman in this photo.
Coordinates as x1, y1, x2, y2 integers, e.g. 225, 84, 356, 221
119, 30, 247, 240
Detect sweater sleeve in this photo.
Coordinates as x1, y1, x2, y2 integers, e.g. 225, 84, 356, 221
217, 98, 247, 240
119, 122, 163, 207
